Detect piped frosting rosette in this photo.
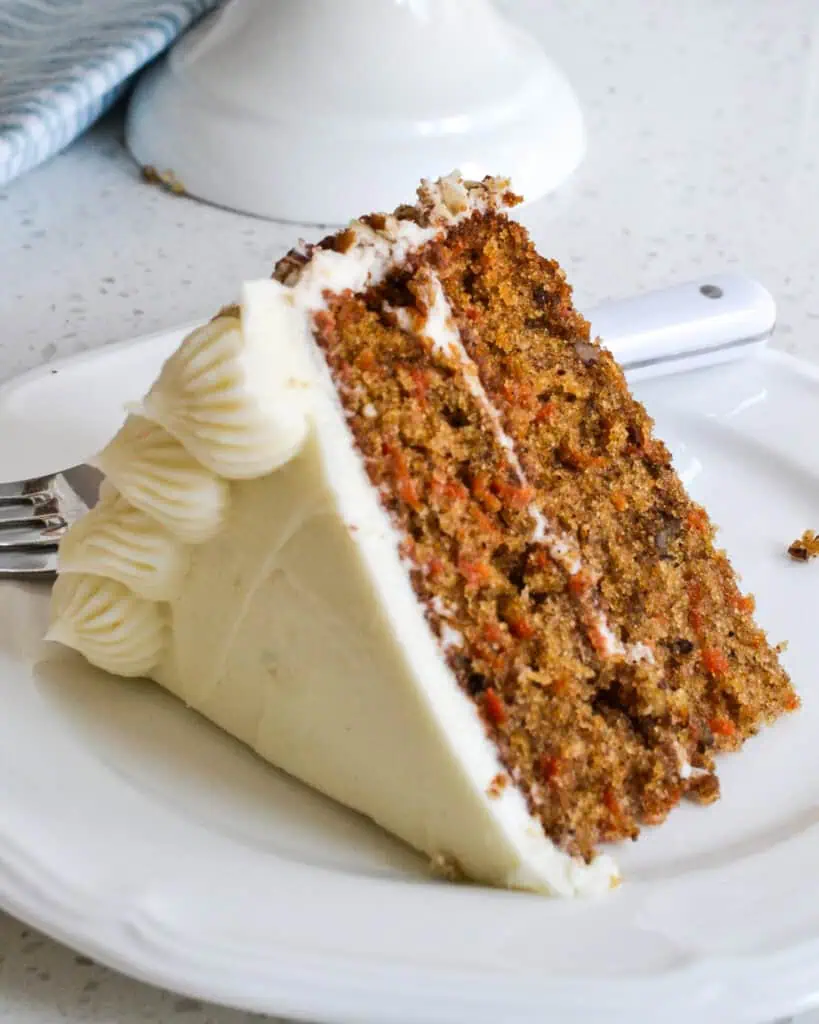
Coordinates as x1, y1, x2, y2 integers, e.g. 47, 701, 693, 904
138, 287, 314, 479
93, 415, 231, 544
57, 485, 190, 601
48, 281, 315, 677
47, 573, 168, 678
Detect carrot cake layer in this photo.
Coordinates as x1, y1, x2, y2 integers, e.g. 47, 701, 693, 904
285, 183, 796, 860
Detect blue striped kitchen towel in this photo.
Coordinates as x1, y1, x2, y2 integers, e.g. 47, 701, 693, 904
0, 0, 220, 187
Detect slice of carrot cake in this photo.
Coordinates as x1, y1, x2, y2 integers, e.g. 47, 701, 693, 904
48, 172, 798, 896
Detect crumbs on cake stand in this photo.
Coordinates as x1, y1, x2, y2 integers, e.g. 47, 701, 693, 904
140, 165, 187, 196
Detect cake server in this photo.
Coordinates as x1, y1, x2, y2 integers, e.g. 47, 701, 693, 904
590, 272, 776, 381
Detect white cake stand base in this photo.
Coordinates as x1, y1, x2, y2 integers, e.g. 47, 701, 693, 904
125, 0, 584, 225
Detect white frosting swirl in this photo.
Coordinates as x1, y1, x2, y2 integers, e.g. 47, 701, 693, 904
139, 296, 312, 479
47, 573, 167, 677
57, 488, 190, 601
94, 416, 230, 543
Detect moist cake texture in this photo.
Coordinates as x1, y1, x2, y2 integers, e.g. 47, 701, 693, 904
46, 172, 798, 892
275, 176, 797, 860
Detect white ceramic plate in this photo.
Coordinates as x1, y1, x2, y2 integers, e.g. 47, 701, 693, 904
0, 338, 818, 1024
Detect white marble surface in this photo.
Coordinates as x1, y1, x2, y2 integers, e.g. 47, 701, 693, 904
1, 0, 819, 1021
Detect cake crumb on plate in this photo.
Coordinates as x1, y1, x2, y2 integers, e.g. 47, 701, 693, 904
788, 529, 819, 561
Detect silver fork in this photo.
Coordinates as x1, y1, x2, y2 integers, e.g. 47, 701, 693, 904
0, 468, 99, 580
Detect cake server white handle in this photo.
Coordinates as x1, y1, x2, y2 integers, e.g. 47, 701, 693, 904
586, 273, 776, 380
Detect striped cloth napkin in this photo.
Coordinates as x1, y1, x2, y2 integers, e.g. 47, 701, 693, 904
0, 0, 220, 187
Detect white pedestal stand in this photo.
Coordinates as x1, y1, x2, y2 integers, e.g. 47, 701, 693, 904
126, 0, 584, 224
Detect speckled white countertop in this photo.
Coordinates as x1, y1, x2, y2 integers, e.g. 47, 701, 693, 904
1, 1, 819, 1022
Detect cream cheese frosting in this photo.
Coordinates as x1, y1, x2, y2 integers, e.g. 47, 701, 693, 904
138, 310, 312, 479
48, 573, 167, 678
94, 415, 231, 543
48, 173, 619, 897
56, 486, 190, 601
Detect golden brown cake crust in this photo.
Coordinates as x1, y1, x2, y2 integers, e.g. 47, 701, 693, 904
276, 193, 798, 863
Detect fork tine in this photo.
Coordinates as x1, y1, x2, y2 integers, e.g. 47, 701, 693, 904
0, 547, 58, 579
0, 475, 56, 501
0, 495, 58, 509
0, 515, 67, 549
0, 471, 89, 581
0, 497, 60, 520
